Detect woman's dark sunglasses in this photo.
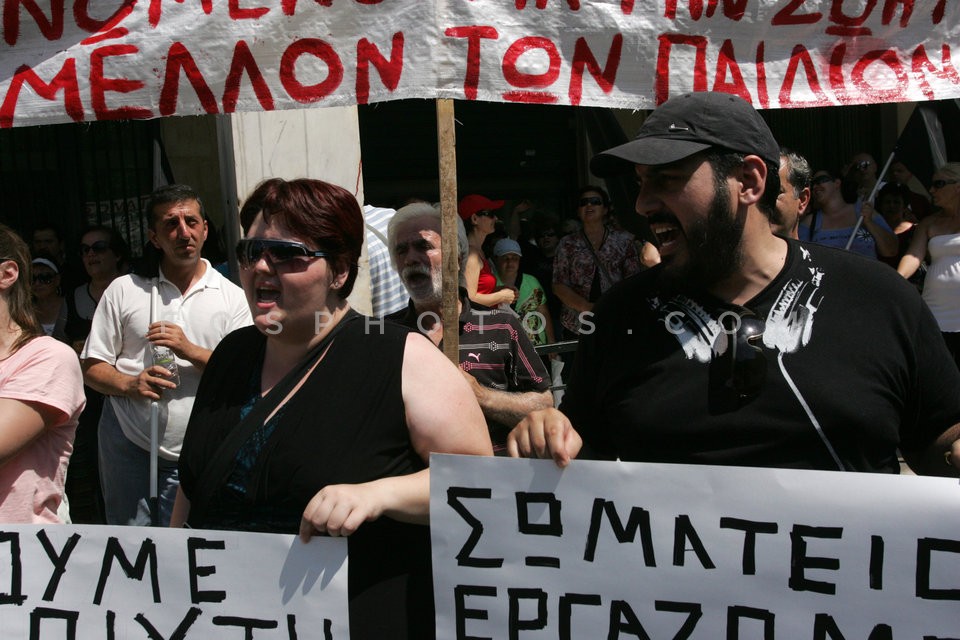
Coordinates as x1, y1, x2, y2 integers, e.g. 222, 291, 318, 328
811, 175, 833, 186
79, 240, 110, 256
236, 238, 329, 268
32, 273, 57, 284
475, 209, 498, 218
931, 179, 958, 190
579, 196, 604, 207
713, 310, 767, 404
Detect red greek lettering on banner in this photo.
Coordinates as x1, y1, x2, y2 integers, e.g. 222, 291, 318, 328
223, 40, 276, 113
655, 33, 708, 105
159, 42, 219, 116
89, 44, 152, 120
356, 32, 405, 105
279, 39, 344, 103
502, 36, 561, 104
569, 33, 622, 106
0, 60, 82, 128
3, 0, 64, 46
445, 25, 499, 101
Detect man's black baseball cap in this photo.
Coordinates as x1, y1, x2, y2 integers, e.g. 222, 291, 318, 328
590, 91, 780, 176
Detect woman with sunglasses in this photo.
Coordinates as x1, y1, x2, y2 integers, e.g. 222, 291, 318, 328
174, 178, 491, 639
65, 226, 130, 354
553, 185, 641, 342
898, 163, 960, 366
801, 168, 898, 260
0, 224, 85, 523
62, 225, 130, 524
459, 193, 518, 308
30, 254, 68, 345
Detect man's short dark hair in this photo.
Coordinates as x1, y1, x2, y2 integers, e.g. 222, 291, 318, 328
144, 184, 204, 229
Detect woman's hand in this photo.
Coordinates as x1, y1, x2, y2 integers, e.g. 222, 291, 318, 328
299, 482, 385, 541
495, 286, 518, 305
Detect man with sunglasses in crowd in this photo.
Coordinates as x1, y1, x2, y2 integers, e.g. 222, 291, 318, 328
81, 184, 250, 526
508, 91, 960, 476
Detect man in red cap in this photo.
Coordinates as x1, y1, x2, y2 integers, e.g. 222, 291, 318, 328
508, 91, 960, 476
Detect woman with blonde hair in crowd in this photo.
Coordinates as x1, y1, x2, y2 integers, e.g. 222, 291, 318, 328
0, 224, 85, 523
898, 162, 960, 367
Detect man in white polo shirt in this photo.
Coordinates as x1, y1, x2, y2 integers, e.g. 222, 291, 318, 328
82, 184, 250, 526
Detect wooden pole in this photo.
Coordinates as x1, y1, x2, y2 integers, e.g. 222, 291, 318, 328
436, 99, 460, 364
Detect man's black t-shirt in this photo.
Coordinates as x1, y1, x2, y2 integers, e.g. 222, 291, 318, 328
562, 240, 960, 472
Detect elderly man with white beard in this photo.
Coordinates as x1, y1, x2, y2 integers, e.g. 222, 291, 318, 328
386, 203, 552, 455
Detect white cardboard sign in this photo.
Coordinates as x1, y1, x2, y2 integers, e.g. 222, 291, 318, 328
430, 454, 960, 639
0, 525, 348, 639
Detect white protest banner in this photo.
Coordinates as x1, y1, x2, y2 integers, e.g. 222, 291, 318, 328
0, 524, 348, 638
430, 454, 960, 639
2, 1, 958, 128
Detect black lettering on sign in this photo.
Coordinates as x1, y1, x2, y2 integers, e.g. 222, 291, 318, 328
655, 600, 703, 639
719, 517, 778, 575
608, 599, 652, 640
93, 537, 161, 605
916, 537, 960, 600
516, 492, 562, 568
0, 531, 26, 605
29, 606, 78, 640
134, 607, 203, 640
455, 584, 496, 640
789, 525, 842, 595
583, 498, 656, 566
187, 537, 227, 603
869, 535, 884, 590
36, 529, 81, 601
673, 515, 715, 569
559, 593, 601, 640
448, 487, 504, 568
812, 613, 894, 639
726, 605, 774, 639
213, 615, 279, 638
507, 587, 547, 638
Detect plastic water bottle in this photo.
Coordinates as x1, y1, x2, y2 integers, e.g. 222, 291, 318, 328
151, 345, 180, 387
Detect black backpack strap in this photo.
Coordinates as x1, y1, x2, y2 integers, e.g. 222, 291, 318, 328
188, 310, 361, 520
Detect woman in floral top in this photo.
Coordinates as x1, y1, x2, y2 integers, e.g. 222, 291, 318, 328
553, 186, 642, 337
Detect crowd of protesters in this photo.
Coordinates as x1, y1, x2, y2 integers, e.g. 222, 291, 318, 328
1, 93, 959, 639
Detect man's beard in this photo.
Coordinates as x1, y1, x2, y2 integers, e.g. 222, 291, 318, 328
660, 183, 745, 293
402, 264, 443, 306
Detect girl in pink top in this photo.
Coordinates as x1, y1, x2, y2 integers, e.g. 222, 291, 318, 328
0, 224, 85, 523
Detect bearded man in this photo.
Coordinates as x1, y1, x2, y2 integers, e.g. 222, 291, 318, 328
508, 91, 960, 477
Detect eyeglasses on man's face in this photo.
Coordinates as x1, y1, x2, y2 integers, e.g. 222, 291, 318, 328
579, 196, 604, 207
79, 240, 111, 256
236, 238, 330, 269
930, 179, 958, 190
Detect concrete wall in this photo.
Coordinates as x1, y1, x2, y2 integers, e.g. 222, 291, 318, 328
223, 106, 372, 314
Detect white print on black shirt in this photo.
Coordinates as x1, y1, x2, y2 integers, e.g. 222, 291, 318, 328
654, 248, 825, 361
